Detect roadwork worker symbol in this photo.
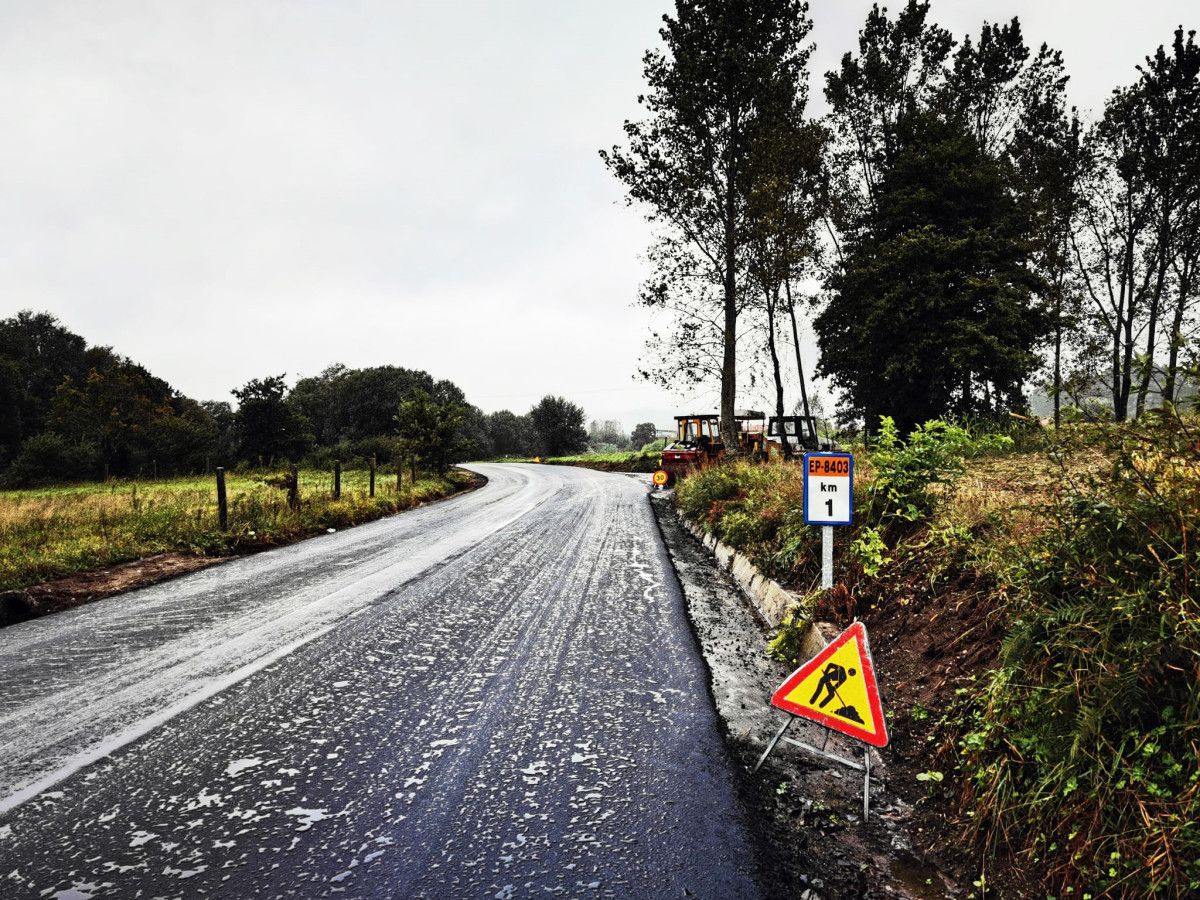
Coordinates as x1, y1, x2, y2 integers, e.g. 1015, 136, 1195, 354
808, 662, 864, 724
770, 621, 888, 747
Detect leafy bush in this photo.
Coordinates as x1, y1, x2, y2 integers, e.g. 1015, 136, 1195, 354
868, 416, 1011, 521
767, 602, 818, 664
961, 411, 1200, 896
675, 460, 816, 576
849, 526, 891, 577
675, 463, 749, 525
718, 509, 767, 547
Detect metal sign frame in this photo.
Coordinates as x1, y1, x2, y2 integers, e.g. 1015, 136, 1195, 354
753, 621, 887, 822
753, 716, 874, 821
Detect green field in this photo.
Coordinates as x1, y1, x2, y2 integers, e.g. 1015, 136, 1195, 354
0, 468, 469, 592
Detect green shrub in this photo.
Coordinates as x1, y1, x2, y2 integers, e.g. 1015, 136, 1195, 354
868, 416, 1011, 522
675, 463, 747, 525
961, 411, 1200, 896
767, 601, 817, 665
717, 509, 766, 547
849, 525, 891, 577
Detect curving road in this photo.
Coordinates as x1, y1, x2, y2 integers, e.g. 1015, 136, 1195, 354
0, 463, 759, 899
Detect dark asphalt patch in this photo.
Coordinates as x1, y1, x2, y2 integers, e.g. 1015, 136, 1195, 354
650, 492, 946, 900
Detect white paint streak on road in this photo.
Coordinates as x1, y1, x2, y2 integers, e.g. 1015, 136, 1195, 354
0, 465, 552, 808
0, 463, 759, 899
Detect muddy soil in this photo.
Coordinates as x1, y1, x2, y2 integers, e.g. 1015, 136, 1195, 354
652, 492, 962, 900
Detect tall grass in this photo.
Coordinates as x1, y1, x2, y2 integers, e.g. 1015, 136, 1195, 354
961, 412, 1200, 897
0, 468, 465, 591
546, 450, 660, 472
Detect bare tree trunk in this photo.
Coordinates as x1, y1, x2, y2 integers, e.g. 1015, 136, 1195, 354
784, 278, 813, 422
1136, 212, 1171, 415
721, 258, 738, 454
765, 285, 791, 460
719, 105, 740, 456
1053, 320, 1062, 430
1163, 255, 1193, 404
1115, 210, 1136, 421
1163, 298, 1186, 405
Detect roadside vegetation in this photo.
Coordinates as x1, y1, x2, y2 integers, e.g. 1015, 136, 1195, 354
674, 411, 1199, 898
0, 468, 471, 594
489, 442, 665, 474
0, 310, 652, 491
0, 308, 660, 603
538, 450, 660, 473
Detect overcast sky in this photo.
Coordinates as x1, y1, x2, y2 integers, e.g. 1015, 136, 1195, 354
0, 1, 1195, 430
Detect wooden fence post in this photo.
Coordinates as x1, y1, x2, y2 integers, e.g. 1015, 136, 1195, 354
333, 461, 341, 500
216, 467, 228, 530
288, 465, 300, 511
396, 463, 402, 493
369, 455, 376, 498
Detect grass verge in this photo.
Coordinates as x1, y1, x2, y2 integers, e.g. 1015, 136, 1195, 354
0, 467, 476, 594
483, 451, 661, 473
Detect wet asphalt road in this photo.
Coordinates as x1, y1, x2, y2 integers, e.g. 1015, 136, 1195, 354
0, 464, 759, 899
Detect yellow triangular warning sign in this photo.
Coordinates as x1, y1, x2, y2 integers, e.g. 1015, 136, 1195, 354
770, 621, 888, 747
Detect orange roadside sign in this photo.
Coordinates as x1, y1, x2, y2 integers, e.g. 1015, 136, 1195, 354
770, 621, 888, 748
652, 469, 669, 486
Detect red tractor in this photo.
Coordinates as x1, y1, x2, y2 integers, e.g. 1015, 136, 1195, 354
657, 411, 835, 485
659, 411, 773, 483
659, 414, 721, 484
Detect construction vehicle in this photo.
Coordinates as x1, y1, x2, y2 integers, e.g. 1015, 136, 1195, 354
658, 411, 770, 482
766, 415, 836, 454
659, 414, 721, 484
659, 411, 836, 483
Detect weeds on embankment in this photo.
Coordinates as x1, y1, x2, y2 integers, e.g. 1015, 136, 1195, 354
960, 413, 1199, 896
0, 469, 468, 592
674, 413, 1199, 897
544, 450, 661, 472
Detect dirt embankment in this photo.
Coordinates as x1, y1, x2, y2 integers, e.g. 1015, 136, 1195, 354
0, 554, 229, 626
653, 491, 1029, 899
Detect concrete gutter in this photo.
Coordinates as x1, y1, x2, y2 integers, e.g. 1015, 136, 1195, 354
673, 503, 826, 659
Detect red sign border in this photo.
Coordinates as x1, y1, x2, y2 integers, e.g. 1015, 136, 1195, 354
770, 620, 889, 748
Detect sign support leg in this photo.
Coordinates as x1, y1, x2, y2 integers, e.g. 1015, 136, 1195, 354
752, 716, 793, 773
821, 525, 833, 590
862, 746, 871, 822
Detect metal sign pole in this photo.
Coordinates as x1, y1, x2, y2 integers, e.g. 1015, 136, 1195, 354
821, 525, 833, 589
863, 746, 871, 821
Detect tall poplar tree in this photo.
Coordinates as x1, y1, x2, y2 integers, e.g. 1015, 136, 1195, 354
602, 0, 813, 453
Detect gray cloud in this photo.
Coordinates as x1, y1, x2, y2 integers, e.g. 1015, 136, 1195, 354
0, 1, 1193, 430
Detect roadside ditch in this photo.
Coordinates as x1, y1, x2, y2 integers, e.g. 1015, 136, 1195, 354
650, 490, 960, 900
